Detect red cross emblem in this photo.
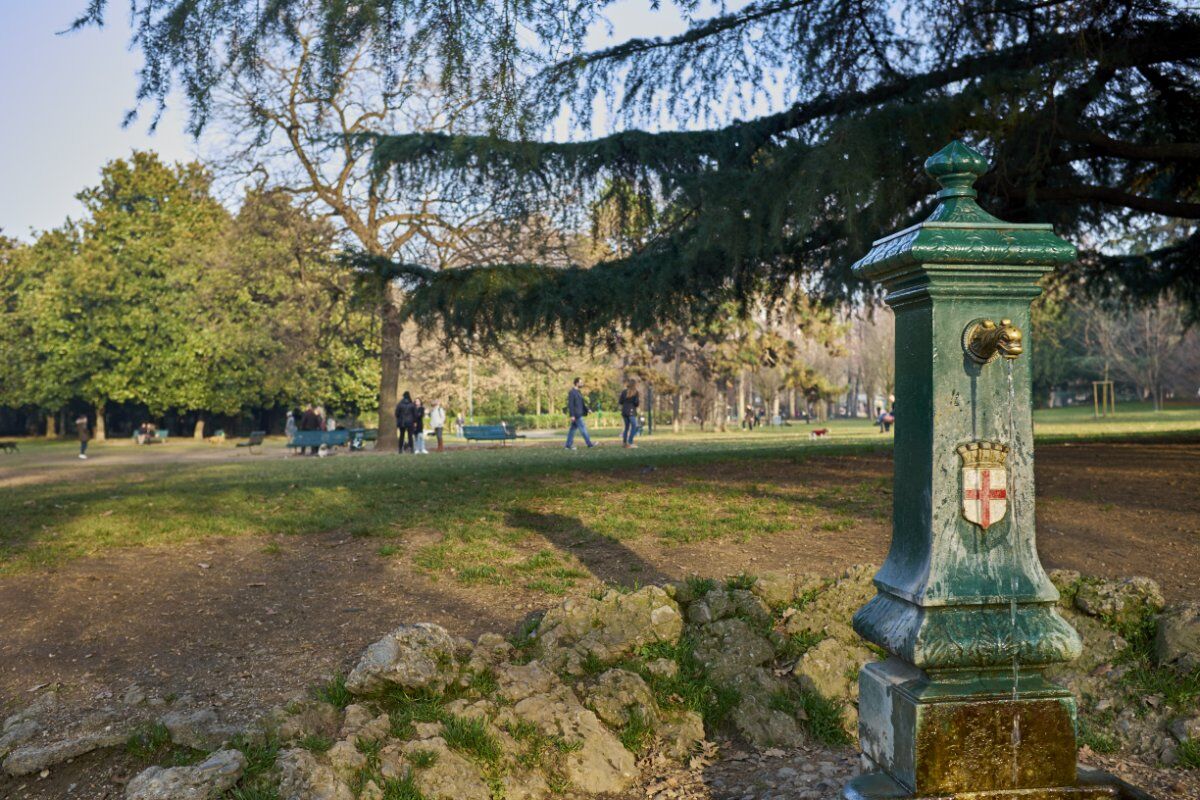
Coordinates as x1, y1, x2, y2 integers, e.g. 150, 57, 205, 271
962, 466, 1008, 530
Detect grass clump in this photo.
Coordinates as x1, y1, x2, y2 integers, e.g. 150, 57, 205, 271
125, 722, 173, 760
408, 747, 440, 769
1077, 713, 1120, 754
313, 673, 353, 709
381, 773, 427, 800
223, 733, 281, 799
381, 688, 451, 739
1179, 739, 1200, 770
769, 687, 852, 746
777, 631, 826, 661
635, 637, 739, 728
684, 576, 718, 598
441, 715, 501, 764
617, 707, 655, 755
724, 573, 756, 591
297, 733, 334, 753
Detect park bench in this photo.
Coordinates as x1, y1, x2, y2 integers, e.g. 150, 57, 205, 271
236, 431, 266, 454
462, 423, 524, 445
349, 428, 378, 451
132, 428, 169, 444
286, 429, 350, 453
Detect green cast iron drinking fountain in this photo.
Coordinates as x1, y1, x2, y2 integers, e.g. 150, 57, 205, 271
843, 141, 1146, 800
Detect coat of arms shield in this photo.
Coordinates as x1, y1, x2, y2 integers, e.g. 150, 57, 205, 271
957, 441, 1009, 531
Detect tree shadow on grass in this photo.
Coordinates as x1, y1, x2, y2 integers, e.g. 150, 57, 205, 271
505, 508, 669, 588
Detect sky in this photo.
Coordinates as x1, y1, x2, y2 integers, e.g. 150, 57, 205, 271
0, 1, 198, 239
0, 1, 706, 241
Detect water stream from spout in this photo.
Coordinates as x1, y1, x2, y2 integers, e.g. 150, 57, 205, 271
1006, 360, 1022, 786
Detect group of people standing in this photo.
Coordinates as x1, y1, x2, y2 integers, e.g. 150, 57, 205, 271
394, 393, 446, 454
284, 404, 337, 455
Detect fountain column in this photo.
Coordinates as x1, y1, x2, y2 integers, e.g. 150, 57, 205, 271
844, 141, 1126, 799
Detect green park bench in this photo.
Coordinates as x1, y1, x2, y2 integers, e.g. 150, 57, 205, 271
462, 423, 524, 445
236, 431, 266, 453
286, 429, 350, 452
132, 428, 169, 444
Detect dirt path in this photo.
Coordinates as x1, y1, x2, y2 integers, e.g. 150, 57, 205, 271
1, 440, 1198, 798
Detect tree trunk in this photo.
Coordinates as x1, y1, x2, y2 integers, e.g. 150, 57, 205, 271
717, 383, 727, 432
789, 388, 798, 419
45, 412, 57, 438
376, 285, 403, 450
737, 372, 746, 425
193, 414, 206, 440
95, 402, 107, 442
672, 341, 683, 433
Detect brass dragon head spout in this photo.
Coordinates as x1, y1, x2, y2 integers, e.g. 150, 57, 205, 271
964, 318, 1023, 364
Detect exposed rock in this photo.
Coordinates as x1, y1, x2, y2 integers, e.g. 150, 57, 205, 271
161, 707, 242, 750
1168, 715, 1200, 743
496, 661, 559, 704
721, 668, 804, 748
729, 692, 803, 749
1047, 569, 1082, 608
0, 717, 39, 760
692, 618, 774, 681
337, 704, 375, 740
585, 669, 658, 728
467, 632, 513, 673
784, 564, 877, 644
659, 710, 705, 759
125, 748, 245, 800
271, 699, 343, 743
504, 684, 638, 793
645, 658, 678, 679
535, 586, 682, 673
1046, 608, 1127, 697
346, 623, 460, 695
792, 638, 873, 734
751, 572, 800, 609
1074, 577, 1164, 625
325, 739, 367, 782
1156, 602, 1200, 671
277, 748, 355, 800
4, 727, 130, 776
403, 738, 491, 800
501, 769, 550, 800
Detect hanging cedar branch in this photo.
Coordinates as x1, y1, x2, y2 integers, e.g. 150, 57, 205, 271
81, 0, 1200, 339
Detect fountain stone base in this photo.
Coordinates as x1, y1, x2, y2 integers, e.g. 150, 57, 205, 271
844, 769, 1137, 800
855, 659, 1085, 796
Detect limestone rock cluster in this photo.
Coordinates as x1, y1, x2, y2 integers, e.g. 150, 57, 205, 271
9, 565, 1195, 799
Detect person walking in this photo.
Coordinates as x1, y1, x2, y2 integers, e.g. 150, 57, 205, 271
619, 379, 640, 448
565, 377, 596, 450
394, 392, 416, 453
413, 397, 428, 454
76, 414, 90, 459
429, 401, 447, 452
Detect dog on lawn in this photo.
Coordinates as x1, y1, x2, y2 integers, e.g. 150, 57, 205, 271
808, 428, 830, 439
0, 441, 19, 453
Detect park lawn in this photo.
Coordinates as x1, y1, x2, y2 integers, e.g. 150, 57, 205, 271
1, 404, 1196, 588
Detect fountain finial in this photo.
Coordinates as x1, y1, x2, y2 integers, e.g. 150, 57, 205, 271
922, 140, 999, 222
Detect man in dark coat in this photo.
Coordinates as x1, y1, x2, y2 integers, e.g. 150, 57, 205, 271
394, 391, 416, 453
299, 404, 323, 455
565, 377, 596, 450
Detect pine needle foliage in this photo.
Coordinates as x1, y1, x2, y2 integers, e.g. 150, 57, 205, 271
80, 0, 1200, 337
